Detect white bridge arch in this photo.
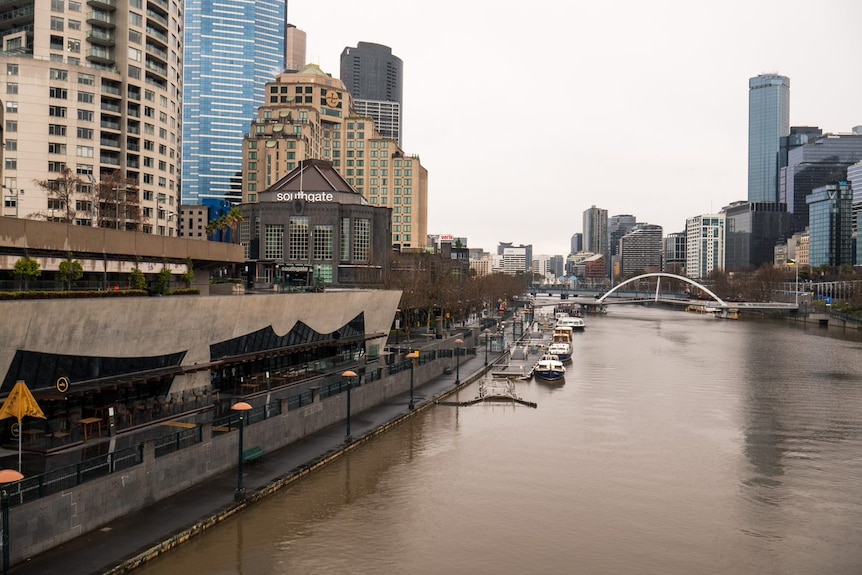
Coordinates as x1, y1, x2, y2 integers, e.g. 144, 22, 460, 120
596, 273, 726, 307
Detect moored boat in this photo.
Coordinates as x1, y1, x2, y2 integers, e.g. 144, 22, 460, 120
533, 353, 566, 382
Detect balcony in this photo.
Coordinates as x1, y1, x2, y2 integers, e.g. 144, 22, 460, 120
87, 0, 116, 9
86, 47, 115, 66
87, 29, 115, 46
86, 11, 115, 28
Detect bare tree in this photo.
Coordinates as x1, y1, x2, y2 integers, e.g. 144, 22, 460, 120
96, 171, 145, 231
33, 167, 82, 223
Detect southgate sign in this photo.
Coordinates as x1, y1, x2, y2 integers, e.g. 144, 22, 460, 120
274, 191, 334, 202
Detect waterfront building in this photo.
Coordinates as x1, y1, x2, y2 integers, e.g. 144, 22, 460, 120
806, 182, 853, 268
182, 0, 286, 223
608, 214, 636, 280
469, 251, 492, 277
662, 231, 686, 275
779, 130, 862, 229
685, 213, 725, 279
748, 73, 790, 203
236, 158, 392, 288
240, 63, 427, 251
340, 42, 403, 147
619, 224, 663, 278
723, 201, 791, 271
0, 0, 183, 235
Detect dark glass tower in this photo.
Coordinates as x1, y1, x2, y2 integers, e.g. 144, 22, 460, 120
340, 42, 403, 146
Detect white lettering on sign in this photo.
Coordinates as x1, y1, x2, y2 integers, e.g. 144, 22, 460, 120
275, 191, 334, 202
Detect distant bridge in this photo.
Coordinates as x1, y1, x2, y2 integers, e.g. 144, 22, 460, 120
533, 273, 797, 318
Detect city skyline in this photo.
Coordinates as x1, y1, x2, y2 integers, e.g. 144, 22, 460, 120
289, 0, 861, 255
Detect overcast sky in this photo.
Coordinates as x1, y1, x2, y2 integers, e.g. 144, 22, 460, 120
289, 0, 861, 256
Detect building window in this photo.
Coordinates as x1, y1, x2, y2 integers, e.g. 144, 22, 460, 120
288, 216, 309, 260
48, 143, 67, 154
48, 161, 66, 172
313, 225, 334, 260
4, 140, 16, 151
264, 224, 284, 260
77, 91, 94, 103
5, 120, 17, 132
51, 124, 69, 136
353, 219, 370, 262
340, 218, 350, 261
7, 64, 18, 76
6, 83, 17, 95
49, 106, 67, 117
49, 87, 67, 99
5, 158, 17, 170
5, 101, 17, 113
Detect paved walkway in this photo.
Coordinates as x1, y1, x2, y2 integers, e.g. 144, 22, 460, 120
11, 332, 502, 575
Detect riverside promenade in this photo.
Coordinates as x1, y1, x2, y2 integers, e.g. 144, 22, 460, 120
11, 328, 502, 575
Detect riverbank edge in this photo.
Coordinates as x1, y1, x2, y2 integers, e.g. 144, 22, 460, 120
102, 361, 485, 575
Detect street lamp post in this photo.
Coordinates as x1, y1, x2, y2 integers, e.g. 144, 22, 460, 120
788, 258, 799, 307
483, 328, 491, 366
342, 370, 356, 442
230, 401, 252, 501
406, 351, 419, 410
0, 469, 23, 575
454, 338, 464, 385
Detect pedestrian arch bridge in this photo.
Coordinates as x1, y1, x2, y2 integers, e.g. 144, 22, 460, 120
544, 273, 796, 317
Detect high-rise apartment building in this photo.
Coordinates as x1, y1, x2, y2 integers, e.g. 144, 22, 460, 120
0, 0, 183, 235
685, 213, 725, 279
340, 42, 403, 147
619, 224, 662, 277
748, 73, 790, 203
285, 24, 306, 72
240, 63, 427, 250
182, 0, 286, 218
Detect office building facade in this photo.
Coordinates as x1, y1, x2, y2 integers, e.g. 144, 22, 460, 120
583, 206, 608, 275
0, 0, 183, 235
807, 182, 853, 268
748, 74, 790, 203
723, 201, 791, 271
241, 63, 427, 250
340, 42, 403, 146
779, 131, 862, 228
182, 0, 286, 218
662, 231, 686, 274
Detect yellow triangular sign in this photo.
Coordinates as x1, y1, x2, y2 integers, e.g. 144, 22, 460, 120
0, 380, 46, 422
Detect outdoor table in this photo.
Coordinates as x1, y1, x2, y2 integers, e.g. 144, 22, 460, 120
78, 417, 103, 441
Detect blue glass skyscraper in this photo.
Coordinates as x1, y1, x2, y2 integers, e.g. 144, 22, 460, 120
182, 0, 286, 218
748, 74, 790, 203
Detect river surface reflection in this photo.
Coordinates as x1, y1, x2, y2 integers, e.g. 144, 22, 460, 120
138, 304, 862, 575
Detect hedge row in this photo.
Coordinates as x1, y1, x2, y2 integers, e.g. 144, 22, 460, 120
0, 289, 199, 300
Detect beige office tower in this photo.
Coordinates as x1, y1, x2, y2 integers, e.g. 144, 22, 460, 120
0, 0, 183, 236
242, 63, 427, 250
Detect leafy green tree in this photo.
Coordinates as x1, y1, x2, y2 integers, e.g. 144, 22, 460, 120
58, 255, 84, 290
13, 256, 41, 290
153, 267, 172, 294
129, 267, 146, 290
